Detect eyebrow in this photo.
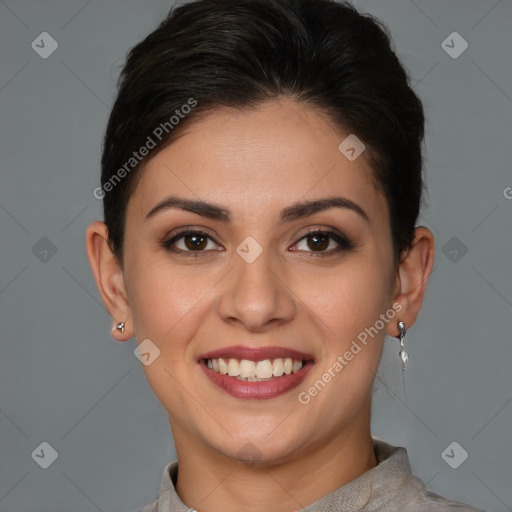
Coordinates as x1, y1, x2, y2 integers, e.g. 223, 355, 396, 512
145, 194, 369, 224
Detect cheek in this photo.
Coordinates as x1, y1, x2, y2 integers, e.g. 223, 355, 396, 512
301, 259, 393, 339
124, 256, 199, 339
297, 263, 393, 410
124, 260, 207, 405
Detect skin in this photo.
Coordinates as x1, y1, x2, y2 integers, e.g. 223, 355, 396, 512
86, 98, 434, 512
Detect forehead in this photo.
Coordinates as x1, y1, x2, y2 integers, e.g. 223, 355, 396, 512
127, 98, 388, 226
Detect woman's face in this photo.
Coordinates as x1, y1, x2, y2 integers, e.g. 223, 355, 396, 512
122, 98, 399, 463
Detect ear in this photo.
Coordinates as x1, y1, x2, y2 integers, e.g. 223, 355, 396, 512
85, 221, 132, 341
386, 226, 435, 337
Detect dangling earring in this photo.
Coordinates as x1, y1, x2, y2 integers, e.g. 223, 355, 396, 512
397, 321, 409, 371
112, 321, 125, 334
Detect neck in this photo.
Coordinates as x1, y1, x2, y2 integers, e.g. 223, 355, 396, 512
173, 413, 377, 512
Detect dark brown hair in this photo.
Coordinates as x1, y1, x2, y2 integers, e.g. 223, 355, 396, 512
100, 0, 425, 263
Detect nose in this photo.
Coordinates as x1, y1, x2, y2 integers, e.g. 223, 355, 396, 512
217, 244, 297, 332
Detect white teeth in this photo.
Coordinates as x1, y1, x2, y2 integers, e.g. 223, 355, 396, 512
240, 359, 256, 378
206, 357, 304, 380
256, 360, 273, 378
292, 359, 302, 372
227, 358, 240, 377
272, 358, 284, 376
218, 357, 228, 375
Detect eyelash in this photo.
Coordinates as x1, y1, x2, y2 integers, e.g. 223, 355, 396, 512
160, 228, 355, 257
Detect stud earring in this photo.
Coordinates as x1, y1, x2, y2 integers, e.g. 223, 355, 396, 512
112, 321, 125, 334
397, 321, 409, 371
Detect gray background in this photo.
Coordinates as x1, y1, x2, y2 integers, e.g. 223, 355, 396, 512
0, 1, 511, 511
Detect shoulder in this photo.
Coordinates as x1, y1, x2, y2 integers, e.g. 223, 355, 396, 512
371, 439, 488, 512
368, 471, 488, 511
393, 469, 488, 512
133, 500, 158, 512
131, 460, 181, 512
400, 487, 488, 511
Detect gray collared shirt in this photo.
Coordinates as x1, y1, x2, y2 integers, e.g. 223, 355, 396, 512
136, 438, 486, 511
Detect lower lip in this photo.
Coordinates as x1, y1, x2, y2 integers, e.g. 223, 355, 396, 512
199, 360, 314, 400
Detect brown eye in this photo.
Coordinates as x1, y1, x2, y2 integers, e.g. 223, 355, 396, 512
162, 229, 220, 254
183, 233, 208, 251
306, 233, 330, 251
292, 230, 354, 255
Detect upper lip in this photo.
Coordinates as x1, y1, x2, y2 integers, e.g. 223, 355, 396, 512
198, 345, 315, 362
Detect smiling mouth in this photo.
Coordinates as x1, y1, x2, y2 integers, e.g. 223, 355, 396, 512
204, 357, 307, 381
198, 345, 315, 399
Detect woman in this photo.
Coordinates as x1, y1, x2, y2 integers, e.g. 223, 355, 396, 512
86, 0, 486, 510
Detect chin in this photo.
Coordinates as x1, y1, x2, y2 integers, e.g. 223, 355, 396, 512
206, 427, 307, 467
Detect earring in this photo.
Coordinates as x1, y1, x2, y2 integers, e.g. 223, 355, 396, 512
112, 321, 125, 334
397, 321, 409, 371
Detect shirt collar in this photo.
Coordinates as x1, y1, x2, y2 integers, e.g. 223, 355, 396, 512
154, 438, 413, 512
